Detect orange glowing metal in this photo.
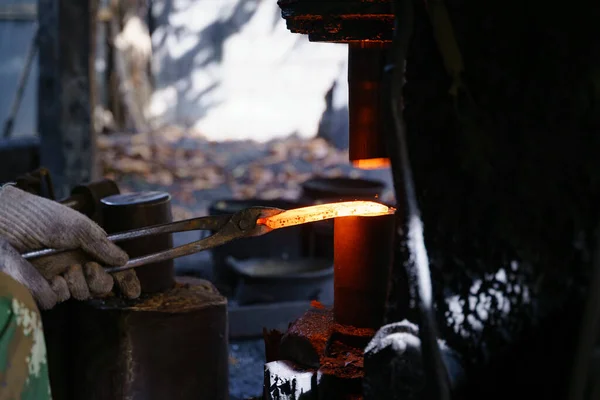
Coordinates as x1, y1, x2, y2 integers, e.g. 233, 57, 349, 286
257, 201, 395, 230
352, 158, 391, 170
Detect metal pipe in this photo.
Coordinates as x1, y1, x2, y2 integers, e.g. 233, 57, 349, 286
333, 213, 395, 328
348, 41, 390, 170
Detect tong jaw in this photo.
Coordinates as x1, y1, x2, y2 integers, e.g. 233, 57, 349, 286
224, 206, 284, 239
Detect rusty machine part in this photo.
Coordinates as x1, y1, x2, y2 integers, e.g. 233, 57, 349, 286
348, 41, 390, 169
333, 214, 395, 328
101, 191, 176, 293
68, 277, 229, 400
267, 306, 377, 399
279, 0, 394, 170
61, 179, 120, 223
277, 0, 393, 42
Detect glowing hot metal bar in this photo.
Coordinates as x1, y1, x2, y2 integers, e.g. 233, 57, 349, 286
257, 201, 395, 230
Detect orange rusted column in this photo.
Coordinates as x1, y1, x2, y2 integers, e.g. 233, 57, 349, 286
334, 213, 395, 328
348, 41, 391, 170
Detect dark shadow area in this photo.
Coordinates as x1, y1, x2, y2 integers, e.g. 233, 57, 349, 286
399, 1, 600, 398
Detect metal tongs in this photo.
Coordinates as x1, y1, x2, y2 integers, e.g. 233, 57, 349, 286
21, 206, 284, 273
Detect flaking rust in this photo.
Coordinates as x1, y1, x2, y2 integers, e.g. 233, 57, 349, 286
274, 305, 377, 398
94, 281, 223, 312
278, 0, 394, 42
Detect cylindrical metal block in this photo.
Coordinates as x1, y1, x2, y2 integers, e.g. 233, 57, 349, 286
348, 41, 390, 169
68, 278, 229, 400
101, 191, 175, 293
61, 179, 120, 222
300, 178, 387, 259
334, 213, 395, 328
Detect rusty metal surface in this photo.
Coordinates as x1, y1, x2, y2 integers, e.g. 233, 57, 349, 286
67, 278, 229, 400
348, 42, 389, 164
274, 305, 375, 398
277, 0, 393, 42
280, 306, 333, 368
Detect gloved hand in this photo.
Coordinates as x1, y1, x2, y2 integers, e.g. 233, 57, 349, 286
0, 185, 141, 309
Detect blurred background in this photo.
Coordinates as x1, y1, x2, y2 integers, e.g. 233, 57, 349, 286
0, 0, 394, 220
0, 1, 394, 398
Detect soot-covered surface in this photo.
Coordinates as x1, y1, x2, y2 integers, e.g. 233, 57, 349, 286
394, 1, 600, 398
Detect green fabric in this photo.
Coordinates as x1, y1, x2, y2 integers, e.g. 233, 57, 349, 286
0, 273, 51, 400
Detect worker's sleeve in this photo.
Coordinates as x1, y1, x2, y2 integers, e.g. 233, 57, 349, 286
0, 271, 52, 400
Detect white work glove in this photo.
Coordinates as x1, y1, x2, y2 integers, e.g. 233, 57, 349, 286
0, 185, 141, 309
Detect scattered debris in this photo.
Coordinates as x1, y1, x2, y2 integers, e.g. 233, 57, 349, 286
310, 300, 325, 309
98, 128, 395, 218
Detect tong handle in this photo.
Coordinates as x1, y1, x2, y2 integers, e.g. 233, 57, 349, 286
21, 214, 232, 260
105, 206, 278, 273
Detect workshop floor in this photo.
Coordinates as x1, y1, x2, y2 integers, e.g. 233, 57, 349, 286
98, 129, 393, 399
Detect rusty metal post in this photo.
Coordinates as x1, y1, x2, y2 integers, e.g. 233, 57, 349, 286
69, 278, 230, 400
333, 213, 395, 328
37, 0, 97, 198
348, 41, 390, 169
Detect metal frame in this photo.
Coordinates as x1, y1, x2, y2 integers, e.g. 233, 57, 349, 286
37, 0, 96, 198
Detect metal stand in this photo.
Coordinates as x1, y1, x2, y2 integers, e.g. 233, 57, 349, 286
37, 0, 97, 197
